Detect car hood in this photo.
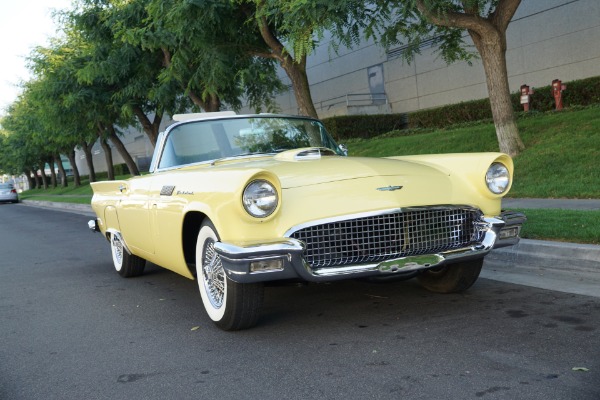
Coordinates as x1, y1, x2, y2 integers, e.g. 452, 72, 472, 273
212, 151, 449, 189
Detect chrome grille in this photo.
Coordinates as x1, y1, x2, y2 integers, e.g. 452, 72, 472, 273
289, 208, 484, 268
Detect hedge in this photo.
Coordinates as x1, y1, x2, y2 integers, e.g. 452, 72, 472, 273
322, 113, 408, 140
322, 75, 600, 140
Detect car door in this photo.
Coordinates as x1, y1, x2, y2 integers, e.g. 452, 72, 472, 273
117, 176, 155, 256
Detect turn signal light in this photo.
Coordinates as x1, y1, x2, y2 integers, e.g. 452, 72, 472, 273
250, 259, 284, 273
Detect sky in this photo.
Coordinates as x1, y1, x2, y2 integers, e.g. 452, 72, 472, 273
0, 0, 73, 115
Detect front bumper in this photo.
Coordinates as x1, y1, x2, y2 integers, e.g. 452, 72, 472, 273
215, 210, 526, 284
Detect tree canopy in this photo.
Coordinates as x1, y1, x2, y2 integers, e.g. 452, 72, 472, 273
0, 0, 526, 187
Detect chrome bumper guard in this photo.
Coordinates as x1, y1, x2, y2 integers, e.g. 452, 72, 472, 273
88, 219, 100, 233
214, 210, 526, 284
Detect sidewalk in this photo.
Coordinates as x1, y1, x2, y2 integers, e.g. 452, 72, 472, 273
488, 198, 600, 297
20, 198, 600, 298
22, 199, 95, 215
482, 239, 600, 298
503, 198, 600, 210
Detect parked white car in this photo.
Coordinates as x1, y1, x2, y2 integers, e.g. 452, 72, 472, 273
0, 183, 18, 203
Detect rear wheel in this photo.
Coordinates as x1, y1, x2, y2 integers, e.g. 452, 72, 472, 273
417, 259, 483, 293
196, 221, 263, 330
110, 232, 146, 277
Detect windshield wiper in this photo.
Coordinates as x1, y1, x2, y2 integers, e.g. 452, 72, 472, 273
210, 152, 273, 166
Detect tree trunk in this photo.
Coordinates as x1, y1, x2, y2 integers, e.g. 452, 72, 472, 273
470, 32, 524, 156
39, 161, 49, 190
31, 168, 41, 189
66, 150, 81, 187
107, 126, 140, 176
98, 135, 115, 181
161, 47, 222, 114
24, 169, 35, 190
280, 56, 318, 118
188, 90, 221, 112
255, 17, 318, 118
81, 141, 97, 183
414, 0, 524, 156
47, 157, 58, 188
54, 154, 68, 188
132, 105, 162, 147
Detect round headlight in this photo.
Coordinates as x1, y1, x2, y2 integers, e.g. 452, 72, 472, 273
485, 163, 510, 194
243, 180, 278, 218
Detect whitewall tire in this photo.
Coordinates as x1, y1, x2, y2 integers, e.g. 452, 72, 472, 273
195, 221, 263, 330
110, 232, 145, 278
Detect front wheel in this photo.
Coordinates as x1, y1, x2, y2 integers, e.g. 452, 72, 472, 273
110, 232, 146, 277
196, 221, 264, 330
417, 259, 483, 293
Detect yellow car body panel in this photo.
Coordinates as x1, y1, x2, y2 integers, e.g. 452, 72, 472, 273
92, 150, 511, 280
90, 114, 524, 285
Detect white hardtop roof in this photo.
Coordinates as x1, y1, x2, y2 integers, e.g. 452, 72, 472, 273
172, 111, 237, 122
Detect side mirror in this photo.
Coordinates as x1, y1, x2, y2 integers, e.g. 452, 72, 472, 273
339, 144, 348, 156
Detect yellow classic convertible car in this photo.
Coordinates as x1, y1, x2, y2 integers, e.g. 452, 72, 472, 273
88, 112, 525, 330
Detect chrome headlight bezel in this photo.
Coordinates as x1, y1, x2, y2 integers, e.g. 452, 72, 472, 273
242, 180, 279, 218
485, 162, 510, 194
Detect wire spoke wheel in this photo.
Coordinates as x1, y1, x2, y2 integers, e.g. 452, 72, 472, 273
196, 220, 264, 330
202, 240, 226, 309
109, 232, 145, 278
111, 235, 124, 270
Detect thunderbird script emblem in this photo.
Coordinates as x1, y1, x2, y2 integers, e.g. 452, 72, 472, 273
377, 185, 403, 192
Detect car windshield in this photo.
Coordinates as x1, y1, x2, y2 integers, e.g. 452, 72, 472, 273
158, 116, 343, 169
0, 184, 13, 189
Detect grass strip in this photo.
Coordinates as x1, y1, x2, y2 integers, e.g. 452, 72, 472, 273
518, 208, 600, 245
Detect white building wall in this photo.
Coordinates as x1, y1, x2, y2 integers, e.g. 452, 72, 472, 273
267, 0, 600, 118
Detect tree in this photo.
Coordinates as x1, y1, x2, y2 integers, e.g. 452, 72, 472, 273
29, 31, 142, 178
123, 0, 283, 115
64, 0, 187, 147
237, 0, 341, 118
1, 99, 48, 188
27, 41, 102, 183
365, 0, 525, 156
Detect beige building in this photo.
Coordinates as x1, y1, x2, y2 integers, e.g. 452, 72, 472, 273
273, 0, 600, 118
76, 0, 600, 174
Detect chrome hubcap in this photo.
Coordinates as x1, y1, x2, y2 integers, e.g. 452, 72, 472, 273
112, 235, 123, 266
203, 240, 225, 308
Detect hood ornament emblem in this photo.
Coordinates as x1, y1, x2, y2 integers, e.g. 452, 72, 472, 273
377, 185, 403, 192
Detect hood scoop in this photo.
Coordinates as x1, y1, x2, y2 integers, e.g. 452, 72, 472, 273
275, 147, 337, 162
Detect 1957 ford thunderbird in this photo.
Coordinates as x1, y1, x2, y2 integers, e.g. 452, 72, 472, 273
88, 112, 525, 330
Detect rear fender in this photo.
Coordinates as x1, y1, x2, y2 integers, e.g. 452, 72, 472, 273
103, 206, 121, 241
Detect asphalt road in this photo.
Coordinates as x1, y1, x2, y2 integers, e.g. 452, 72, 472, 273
1, 204, 599, 400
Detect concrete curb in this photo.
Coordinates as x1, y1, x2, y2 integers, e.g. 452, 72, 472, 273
483, 239, 600, 298
487, 239, 600, 271
21, 200, 94, 215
